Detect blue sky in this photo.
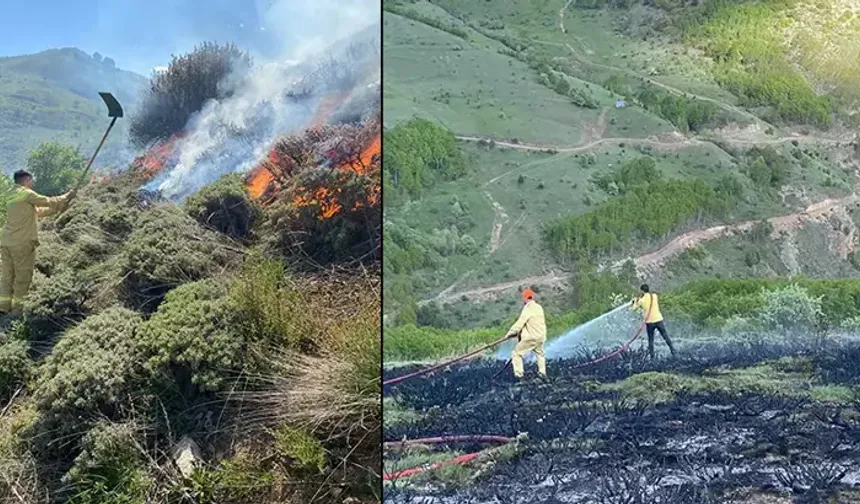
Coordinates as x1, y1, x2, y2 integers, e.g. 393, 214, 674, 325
0, 0, 286, 75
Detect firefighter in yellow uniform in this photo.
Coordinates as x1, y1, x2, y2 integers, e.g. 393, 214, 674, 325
0, 170, 76, 315
506, 288, 547, 380
631, 283, 676, 360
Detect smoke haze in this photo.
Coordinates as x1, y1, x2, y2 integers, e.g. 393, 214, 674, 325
143, 0, 380, 199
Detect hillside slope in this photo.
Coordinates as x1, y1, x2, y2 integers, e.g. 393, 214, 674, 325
383, 0, 860, 330
0, 48, 147, 171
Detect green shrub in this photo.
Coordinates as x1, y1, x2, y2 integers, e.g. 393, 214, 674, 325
230, 255, 313, 350
177, 457, 276, 504
32, 307, 144, 439
23, 269, 91, 339
122, 207, 234, 311
744, 247, 762, 267
748, 220, 774, 242
636, 88, 717, 132
0, 333, 30, 400
0, 174, 16, 228
65, 421, 151, 504
757, 283, 823, 330
662, 277, 860, 328
54, 175, 141, 243
184, 173, 260, 241
26, 142, 86, 196
273, 425, 326, 473
140, 279, 247, 393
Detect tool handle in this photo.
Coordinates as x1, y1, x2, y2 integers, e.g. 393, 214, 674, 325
78, 116, 117, 189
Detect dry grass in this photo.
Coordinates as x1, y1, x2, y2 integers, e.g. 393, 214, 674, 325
228, 270, 381, 503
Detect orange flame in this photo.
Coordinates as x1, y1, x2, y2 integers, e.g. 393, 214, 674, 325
132, 133, 183, 180
346, 134, 380, 175
247, 165, 275, 199
289, 131, 381, 220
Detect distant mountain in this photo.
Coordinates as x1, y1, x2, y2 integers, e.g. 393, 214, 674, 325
0, 48, 149, 172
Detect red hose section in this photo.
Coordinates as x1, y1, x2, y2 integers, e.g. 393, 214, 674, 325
384, 452, 480, 481
383, 334, 516, 386
383, 300, 654, 482
572, 299, 652, 369
383, 435, 514, 449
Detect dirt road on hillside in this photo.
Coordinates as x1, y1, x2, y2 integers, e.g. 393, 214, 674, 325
399, 11, 857, 312
422, 193, 860, 306
458, 131, 848, 155
418, 271, 569, 306
613, 193, 860, 273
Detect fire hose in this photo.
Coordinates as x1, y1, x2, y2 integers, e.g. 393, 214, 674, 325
382, 334, 517, 386
383, 435, 514, 482
383, 299, 655, 482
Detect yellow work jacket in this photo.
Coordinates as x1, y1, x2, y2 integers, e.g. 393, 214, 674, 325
632, 293, 663, 323
507, 300, 547, 343
1, 187, 70, 248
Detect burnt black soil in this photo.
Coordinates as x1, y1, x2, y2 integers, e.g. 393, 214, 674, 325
383, 339, 860, 503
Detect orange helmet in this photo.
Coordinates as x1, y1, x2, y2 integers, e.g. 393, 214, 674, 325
522, 288, 535, 301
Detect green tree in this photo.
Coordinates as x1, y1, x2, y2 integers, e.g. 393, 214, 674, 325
395, 300, 418, 326
384, 118, 467, 201
26, 142, 86, 196
0, 171, 15, 227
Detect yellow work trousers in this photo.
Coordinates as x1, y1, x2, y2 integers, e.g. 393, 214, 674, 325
0, 243, 36, 313
511, 339, 547, 378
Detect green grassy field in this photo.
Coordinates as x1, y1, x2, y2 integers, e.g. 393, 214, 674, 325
0, 48, 146, 172
383, 0, 860, 333
383, 5, 674, 144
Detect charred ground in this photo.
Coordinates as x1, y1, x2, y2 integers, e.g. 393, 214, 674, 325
383, 339, 860, 503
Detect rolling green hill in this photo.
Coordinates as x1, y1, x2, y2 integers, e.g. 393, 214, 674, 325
0, 48, 147, 172
383, 0, 860, 334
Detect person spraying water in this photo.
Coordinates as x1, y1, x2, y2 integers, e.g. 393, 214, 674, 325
631, 283, 676, 359
505, 287, 548, 382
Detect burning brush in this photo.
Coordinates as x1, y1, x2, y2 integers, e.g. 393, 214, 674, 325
246, 114, 381, 218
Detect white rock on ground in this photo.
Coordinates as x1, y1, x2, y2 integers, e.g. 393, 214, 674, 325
171, 435, 203, 478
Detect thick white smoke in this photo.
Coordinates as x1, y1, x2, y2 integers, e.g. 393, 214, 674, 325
145, 0, 380, 200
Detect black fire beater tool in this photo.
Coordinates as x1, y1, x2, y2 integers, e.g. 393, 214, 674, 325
76, 92, 124, 190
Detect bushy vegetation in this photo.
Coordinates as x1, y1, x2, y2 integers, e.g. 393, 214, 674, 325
140, 279, 246, 393
386, 269, 860, 361
384, 1, 470, 39
64, 421, 151, 504
122, 206, 236, 311
130, 42, 252, 147
383, 118, 467, 203
680, 0, 835, 126
636, 88, 717, 133
662, 277, 860, 329
744, 145, 791, 188
262, 118, 382, 265
0, 330, 30, 401
30, 307, 145, 452
544, 156, 737, 262
26, 142, 87, 196
183, 173, 260, 241
385, 310, 583, 361
0, 50, 381, 501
